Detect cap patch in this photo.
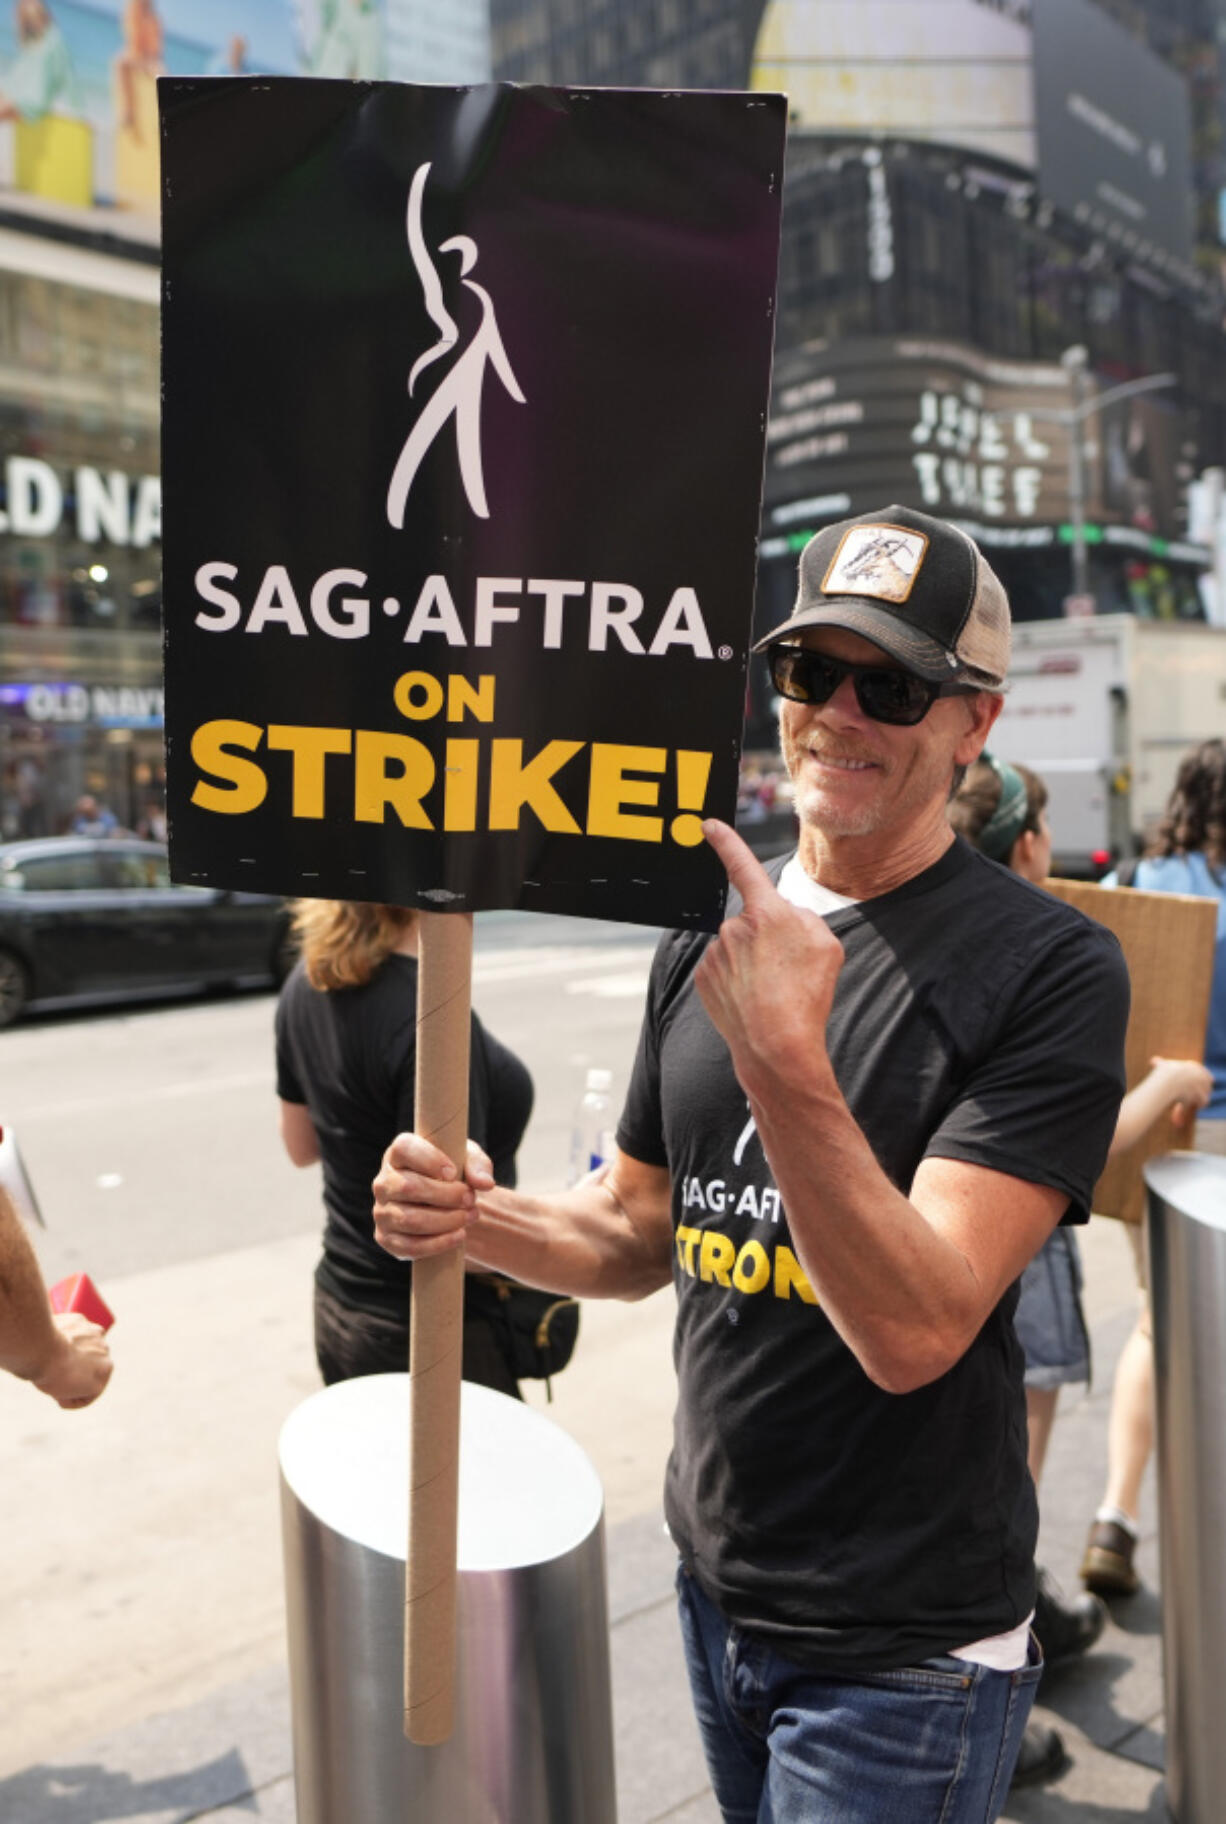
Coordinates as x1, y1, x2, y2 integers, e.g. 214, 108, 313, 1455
821, 523, 929, 605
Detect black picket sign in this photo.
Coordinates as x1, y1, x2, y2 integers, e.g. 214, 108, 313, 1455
160, 78, 786, 931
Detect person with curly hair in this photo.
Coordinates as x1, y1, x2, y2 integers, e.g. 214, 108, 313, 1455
1082, 739, 1226, 1599
274, 899, 535, 1393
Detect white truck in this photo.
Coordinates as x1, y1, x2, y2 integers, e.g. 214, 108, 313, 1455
992, 615, 1226, 877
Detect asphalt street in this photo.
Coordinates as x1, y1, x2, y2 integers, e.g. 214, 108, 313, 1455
6, 909, 664, 1284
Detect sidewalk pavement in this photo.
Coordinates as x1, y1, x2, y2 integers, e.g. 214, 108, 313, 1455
0, 1215, 1170, 1823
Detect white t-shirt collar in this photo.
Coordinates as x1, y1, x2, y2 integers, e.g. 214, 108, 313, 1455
777, 854, 858, 916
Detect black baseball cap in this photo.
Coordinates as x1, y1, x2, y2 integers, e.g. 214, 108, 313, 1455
755, 504, 1011, 687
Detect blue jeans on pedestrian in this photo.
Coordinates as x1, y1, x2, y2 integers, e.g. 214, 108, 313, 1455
676, 1564, 1041, 1824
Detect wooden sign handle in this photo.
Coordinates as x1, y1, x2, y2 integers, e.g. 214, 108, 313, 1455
404, 909, 472, 1744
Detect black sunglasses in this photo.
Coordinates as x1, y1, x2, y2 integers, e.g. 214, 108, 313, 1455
768, 644, 977, 728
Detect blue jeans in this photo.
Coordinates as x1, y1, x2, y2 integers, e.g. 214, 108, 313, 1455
676, 1565, 1041, 1824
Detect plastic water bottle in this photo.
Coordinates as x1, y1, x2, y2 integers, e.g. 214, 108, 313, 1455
568, 1067, 615, 1184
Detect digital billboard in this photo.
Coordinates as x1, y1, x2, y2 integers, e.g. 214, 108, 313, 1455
751, 0, 1197, 281
763, 337, 1195, 546
1032, 0, 1195, 271
750, 1, 1035, 172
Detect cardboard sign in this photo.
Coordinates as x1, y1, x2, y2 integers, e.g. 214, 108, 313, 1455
160, 79, 787, 931
1044, 878, 1217, 1222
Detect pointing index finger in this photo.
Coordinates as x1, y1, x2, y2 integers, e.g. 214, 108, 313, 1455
703, 818, 779, 913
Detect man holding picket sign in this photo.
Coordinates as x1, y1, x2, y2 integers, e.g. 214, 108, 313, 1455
374, 504, 1130, 1821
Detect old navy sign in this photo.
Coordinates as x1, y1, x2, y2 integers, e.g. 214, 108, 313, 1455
0, 460, 161, 546
160, 80, 786, 930
0, 682, 164, 728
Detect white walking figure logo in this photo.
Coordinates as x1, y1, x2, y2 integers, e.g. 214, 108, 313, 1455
732, 1108, 758, 1167
386, 161, 526, 527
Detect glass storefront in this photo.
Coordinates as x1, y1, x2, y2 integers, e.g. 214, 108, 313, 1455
0, 243, 161, 841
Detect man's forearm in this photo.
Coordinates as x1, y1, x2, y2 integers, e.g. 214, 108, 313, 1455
374, 1137, 675, 1300
464, 1170, 672, 1302
0, 1189, 61, 1382
750, 1071, 988, 1391
691, 821, 1000, 1386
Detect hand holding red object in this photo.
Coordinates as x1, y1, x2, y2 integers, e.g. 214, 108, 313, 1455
48, 1273, 115, 1334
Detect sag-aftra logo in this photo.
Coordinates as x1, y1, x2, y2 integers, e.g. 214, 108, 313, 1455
185, 163, 717, 663
387, 162, 526, 527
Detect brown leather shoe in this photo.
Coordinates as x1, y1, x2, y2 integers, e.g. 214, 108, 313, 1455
1081, 1519, 1140, 1596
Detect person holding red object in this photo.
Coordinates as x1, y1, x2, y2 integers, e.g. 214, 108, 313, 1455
0, 1187, 112, 1409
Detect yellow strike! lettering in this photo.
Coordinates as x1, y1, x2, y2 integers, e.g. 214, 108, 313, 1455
774, 1244, 818, 1304
188, 709, 707, 847
393, 671, 445, 721
672, 750, 712, 847
353, 730, 436, 828
448, 675, 496, 722
676, 1225, 702, 1277
699, 1230, 736, 1287
587, 743, 665, 842
443, 738, 479, 831
732, 1239, 771, 1295
489, 739, 583, 833
190, 719, 267, 815
266, 725, 352, 818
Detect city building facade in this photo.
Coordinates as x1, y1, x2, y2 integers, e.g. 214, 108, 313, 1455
5, 2, 1221, 832
0, 1, 492, 839
0, 228, 160, 842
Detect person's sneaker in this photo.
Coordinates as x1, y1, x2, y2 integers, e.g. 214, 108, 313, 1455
1081, 1518, 1141, 1596
1010, 1720, 1068, 1788
1033, 1566, 1107, 1665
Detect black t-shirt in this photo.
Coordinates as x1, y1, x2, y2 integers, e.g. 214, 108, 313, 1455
616, 837, 1128, 1673
275, 954, 534, 1318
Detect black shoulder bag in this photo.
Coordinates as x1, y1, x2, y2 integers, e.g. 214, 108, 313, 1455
473, 1273, 580, 1400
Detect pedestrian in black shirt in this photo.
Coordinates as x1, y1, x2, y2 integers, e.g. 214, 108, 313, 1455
276, 898, 534, 1394
373, 506, 1128, 1821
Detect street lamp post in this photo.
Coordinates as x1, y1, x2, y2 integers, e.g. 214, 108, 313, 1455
1053, 345, 1178, 611
1061, 345, 1091, 604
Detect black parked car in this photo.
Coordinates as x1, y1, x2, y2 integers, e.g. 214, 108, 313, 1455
0, 838, 294, 1029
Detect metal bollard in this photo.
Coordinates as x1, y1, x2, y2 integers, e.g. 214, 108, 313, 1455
1145, 1153, 1226, 1824
280, 1375, 617, 1823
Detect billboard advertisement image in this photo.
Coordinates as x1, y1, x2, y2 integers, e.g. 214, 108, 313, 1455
0, 2, 481, 224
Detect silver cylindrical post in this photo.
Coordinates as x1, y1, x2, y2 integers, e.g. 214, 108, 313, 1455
280, 1376, 617, 1823
1145, 1153, 1226, 1824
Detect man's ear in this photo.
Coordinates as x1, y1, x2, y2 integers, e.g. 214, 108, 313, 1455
955, 691, 1005, 767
